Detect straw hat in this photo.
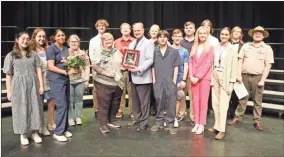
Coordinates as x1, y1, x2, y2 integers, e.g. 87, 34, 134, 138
248, 26, 269, 38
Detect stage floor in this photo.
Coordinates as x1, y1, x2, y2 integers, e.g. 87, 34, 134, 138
1, 108, 284, 157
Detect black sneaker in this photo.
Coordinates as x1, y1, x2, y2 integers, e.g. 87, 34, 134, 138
107, 121, 121, 128
169, 127, 177, 135
100, 125, 110, 133
151, 125, 164, 132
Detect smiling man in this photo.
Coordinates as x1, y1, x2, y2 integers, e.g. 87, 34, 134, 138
229, 26, 274, 131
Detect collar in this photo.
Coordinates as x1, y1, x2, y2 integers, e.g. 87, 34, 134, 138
183, 37, 194, 43
249, 41, 265, 48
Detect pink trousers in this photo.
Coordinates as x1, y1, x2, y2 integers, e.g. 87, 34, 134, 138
191, 80, 211, 125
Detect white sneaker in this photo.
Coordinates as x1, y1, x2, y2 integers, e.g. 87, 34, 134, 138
75, 118, 82, 125
195, 125, 204, 135
40, 126, 51, 136
53, 134, 67, 142
31, 132, 42, 143
48, 123, 56, 131
20, 134, 29, 145
191, 124, 199, 133
174, 117, 179, 128
64, 131, 72, 138
69, 119, 76, 126
164, 122, 167, 127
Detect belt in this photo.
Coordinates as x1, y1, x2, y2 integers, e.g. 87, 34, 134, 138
242, 73, 261, 76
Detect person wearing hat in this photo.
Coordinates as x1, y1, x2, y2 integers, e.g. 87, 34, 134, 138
229, 26, 274, 131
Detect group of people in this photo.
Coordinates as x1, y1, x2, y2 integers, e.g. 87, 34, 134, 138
3, 18, 274, 146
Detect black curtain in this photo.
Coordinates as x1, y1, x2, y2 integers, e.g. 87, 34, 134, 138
1, 1, 284, 68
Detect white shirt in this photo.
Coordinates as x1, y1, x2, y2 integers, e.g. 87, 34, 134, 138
208, 35, 219, 48
197, 47, 203, 59
89, 34, 102, 64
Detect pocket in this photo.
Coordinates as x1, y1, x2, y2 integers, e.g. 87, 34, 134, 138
257, 51, 265, 60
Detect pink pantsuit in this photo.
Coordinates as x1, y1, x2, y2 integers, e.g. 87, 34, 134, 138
188, 47, 214, 125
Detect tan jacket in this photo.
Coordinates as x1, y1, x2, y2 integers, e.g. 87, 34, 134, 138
212, 44, 238, 91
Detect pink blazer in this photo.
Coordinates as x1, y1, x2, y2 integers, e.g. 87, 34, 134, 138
188, 47, 214, 81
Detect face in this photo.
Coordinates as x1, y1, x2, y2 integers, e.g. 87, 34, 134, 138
198, 28, 208, 42
158, 35, 168, 46
220, 29, 230, 43
35, 31, 46, 46
252, 31, 264, 42
184, 25, 195, 36
203, 22, 211, 34
232, 28, 242, 40
103, 36, 114, 49
69, 37, 80, 51
133, 24, 144, 39
172, 33, 183, 45
97, 23, 107, 34
150, 26, 159, 39
55, 31, 65, 45
121, 24, 131, 36
16, 33, 30, 48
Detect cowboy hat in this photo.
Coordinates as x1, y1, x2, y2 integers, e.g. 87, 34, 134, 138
248, 26, 269, 38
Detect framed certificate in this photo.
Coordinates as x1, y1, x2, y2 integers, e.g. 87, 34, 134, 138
121, 49, 140, 69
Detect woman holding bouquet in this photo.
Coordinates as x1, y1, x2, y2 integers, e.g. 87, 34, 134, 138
46, 29, 73, 142
92, 33, 124, 133
66, 34, 90, 126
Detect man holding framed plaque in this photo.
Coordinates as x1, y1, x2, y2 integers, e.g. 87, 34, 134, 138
127, 22, 155, 132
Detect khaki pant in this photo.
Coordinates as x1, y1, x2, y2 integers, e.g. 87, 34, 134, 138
118, 71, 132, 113
212, 72, 232, 132
177, 79, 194, 121
235, 74, 264, 123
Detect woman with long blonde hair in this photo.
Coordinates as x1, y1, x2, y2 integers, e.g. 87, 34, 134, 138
188, 26, 214, 135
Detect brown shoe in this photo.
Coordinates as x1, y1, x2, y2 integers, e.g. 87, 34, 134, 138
215, 132, 225, 140
116, 111, 124, 118
228, 117, 241, 125
254, 122, 264, 131
208, 128, 218, 134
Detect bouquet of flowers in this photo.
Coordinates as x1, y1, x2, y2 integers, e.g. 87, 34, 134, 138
63, 53, 87, 79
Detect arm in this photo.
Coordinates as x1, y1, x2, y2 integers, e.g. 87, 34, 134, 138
229, 48, 238, 83
137, 41, 154, 76
92, 63, 115, 78
259, 46, 274, 85
183, 50, 189, 80
36, 67, 44, 94
194, 48, 214, 80
173, 66, 179, 84
6, 75, 12, 101
89, 38, 95, 64
152, 68, 156, 84
47, 60, 67, 75
237, 45, 245, 83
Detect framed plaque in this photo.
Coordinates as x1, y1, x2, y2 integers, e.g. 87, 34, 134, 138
121, 49, 140, 69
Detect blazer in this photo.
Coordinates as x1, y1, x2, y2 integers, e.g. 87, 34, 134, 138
188, 46, 214, 81
129, 36, 154, 84
212, 44, 238, 91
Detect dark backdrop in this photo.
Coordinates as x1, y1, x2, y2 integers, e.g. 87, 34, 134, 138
1, 1, 284, 69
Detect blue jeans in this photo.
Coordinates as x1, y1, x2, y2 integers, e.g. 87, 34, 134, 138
69, 82, 85, 119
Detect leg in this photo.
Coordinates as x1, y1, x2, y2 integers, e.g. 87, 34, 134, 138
191, 83, 200, 124
136, 84, 151, 128
69, 84, 75, 120
199, 80, 211, 125
154, 83, 165, 126
50, 82, 69, 136
118, 86, 126, 113
131, 83, 142, 122
235, 74, 251, 120
219, 88, 232, 132
251, 75, 264, 123
164, 88, 177, 128
228, 90, 239, 118
95, 82, 112, 126
127, 82, 133, 113
93, 80, 98, 112
109, 86, 123, 122
178, 79, 189, 117
74, 82, 85, 118
211, 77, 221, 131
47, 98, 56, 127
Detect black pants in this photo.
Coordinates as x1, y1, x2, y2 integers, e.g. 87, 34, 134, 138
228, 90, 239, 118
150, 85, 157, 114
131, 83, 151, 128
95, 81, 122, 126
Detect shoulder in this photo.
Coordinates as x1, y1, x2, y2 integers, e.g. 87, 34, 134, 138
262, 43, 272, 49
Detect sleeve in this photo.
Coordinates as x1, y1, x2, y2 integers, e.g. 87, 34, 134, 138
137, 41, 154, 76
174, 49, 183, 67
34, 53, 42, 68
46, 46, 55, 61
2, 53, 14, 75
265, 46, 274, 64
89, 38, 95, 64
238, 44, 246, 59
188, 57, 193, 78
229, 48, 238, 83
184, 49, 189, 63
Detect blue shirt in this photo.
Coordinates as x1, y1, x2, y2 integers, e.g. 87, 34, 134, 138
175, 47, 189, 83
46, 43, 69, 84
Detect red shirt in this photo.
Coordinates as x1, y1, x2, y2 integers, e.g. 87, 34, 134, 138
114, 36, 135, 55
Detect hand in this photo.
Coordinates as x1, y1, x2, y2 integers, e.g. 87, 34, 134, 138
39, 86, 44, 95
190, 76, 195, 83
227, 83, 234, 95
237, 75, 242, 83
120, 66, 126, 71
105, 71, 116, 78
7, 92, 12, 101
68, 68, 81, 75
84, 82, 89, 88
258, 80, 265, 87
128, 66, 139, 73
61, 58, 67, 63
180, 81, 186, 89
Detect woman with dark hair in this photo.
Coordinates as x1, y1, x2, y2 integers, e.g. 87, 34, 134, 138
3, 32, 44, 145
46, 29, 74, 142
208, 27, 238, 140
30, 28, 56, 133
